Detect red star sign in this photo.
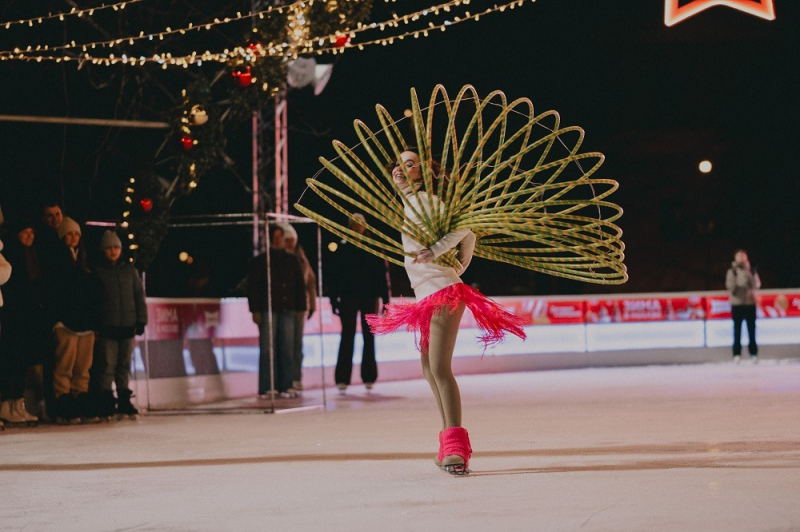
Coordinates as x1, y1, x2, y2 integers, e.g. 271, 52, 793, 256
664, 0, 776, 26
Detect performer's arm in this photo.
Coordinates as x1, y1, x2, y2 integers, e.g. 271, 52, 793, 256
457, 231, 476, 273
428, 227, 472, 258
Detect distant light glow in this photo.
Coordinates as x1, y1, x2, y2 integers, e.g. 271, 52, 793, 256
403, 109, 413, 118
179, 251, 189, 262
699, 160, 712, 173
665, 0, 775, 27
328, 242, 338, 252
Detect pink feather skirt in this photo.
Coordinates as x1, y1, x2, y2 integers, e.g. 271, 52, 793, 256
366, 283, 526, 354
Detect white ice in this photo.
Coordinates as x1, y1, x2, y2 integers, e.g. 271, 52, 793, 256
2, 360, 800, 531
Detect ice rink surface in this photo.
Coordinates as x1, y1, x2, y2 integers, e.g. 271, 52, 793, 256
2, 359, 800, 531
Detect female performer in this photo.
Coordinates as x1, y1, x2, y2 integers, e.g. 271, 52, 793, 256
367, 149, 526, 474
297, 85, 627, 475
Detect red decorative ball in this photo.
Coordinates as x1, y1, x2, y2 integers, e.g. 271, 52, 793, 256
140, 198, 153, 213
334, 35, 350, 48
180, 135, 194, 151
232, 66, 253, 87
247, 41, 262, 54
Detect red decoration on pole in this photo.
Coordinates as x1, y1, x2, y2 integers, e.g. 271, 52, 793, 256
334, 35, 350, 48
247, 41, 263, 54
140, 198, 153, 213
232, 66, 253, 87
181, 135, 194, 151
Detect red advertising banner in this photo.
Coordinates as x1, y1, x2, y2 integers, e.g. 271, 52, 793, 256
145, 301, 183, 340
760, 293, 800, 318
707, 293, 800, 320
586, 297, 705, 323
181, 303, 220, 339
144, 292, 799, 341
516, 298, 585, 325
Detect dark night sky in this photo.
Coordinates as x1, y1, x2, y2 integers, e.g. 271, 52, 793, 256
1, 1, 798, 297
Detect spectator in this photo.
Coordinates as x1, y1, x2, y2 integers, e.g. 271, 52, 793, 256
0, 220, 44, 427
328, 214, 390, 393
281, 223, 317, 391
247, 225, 307, 398
726, 249, 761, 362
35, 200, 64, 270
0, 235, 14, 429
48, 217, 100, 423
92, 231, 148, 421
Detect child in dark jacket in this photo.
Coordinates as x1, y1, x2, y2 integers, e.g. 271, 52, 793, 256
49, 217, 100, 424
93, 231, 147, 420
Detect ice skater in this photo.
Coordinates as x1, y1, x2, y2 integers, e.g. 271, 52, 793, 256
366, 149, 525, 474
297, 85, 627, 475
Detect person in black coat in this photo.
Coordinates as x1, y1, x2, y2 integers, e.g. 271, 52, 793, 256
0, 220, 45, 426
47, 217, 101, 423
327, 214, 390, 393
246, 225, 307, 397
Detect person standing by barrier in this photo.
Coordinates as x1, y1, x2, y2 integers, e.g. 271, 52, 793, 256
328, 214, 390, 393
47, 217, 100, 423
726, 249, 761, 362
93, 231, 148, 420
247, 225, 307, 398
280, 223, 317, 392
0, 220, 44, 427
0, 234, 15, 429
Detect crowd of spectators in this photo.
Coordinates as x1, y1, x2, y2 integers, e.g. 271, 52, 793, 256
0, 201, 147, 430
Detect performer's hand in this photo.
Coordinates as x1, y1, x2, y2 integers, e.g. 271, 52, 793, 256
412, 249, 434, 264
252, 311, 262, 326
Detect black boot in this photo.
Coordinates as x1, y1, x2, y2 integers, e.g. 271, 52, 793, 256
98, 390, 116, 421
56, 394, 80, 425
116, 389, 139, 420
76, 393, 100, 423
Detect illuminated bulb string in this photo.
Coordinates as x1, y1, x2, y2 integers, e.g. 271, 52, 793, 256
0, 0, 532, 67
0, 0, 363, 56
0, 0, 471, 57
0, 0, 141, 30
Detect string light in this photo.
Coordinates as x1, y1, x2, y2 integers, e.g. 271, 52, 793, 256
0, 0, 330, 57
0, 1, 140, 31
0, 0, 532, 67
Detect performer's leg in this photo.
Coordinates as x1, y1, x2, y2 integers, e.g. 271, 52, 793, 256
335, 299, 358, 386
427, 302, 466, 429
420, 354, 446, 429
359, 297, 379, 385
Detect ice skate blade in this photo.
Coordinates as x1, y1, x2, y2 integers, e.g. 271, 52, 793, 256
442, 464, 470, 475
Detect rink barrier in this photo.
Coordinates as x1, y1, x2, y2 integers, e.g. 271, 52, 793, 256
131, 290, 800, 409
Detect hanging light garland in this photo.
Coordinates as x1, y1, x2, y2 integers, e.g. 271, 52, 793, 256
0, 0, 349, 57
0, 0, 141, 30
0, 0, 533, 66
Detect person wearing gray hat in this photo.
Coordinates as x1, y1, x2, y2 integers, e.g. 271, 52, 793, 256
91, 231, 147, 420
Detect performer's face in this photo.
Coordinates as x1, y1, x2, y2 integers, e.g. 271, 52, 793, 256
392, 151, 421, 189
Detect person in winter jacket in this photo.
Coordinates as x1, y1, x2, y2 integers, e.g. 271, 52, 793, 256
725, 249, 762, 361
0, 236, 13, 429
327, 214, 390, 393
0, 220, 45, 427
48, 217, 100, 423
280, 223, 317, 391
92, 231, 147, 420
247, 225, 307, 397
